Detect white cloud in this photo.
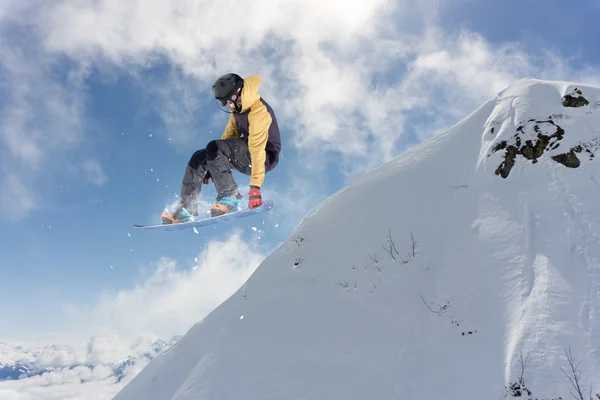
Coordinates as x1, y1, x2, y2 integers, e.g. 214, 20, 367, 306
63, 232, 264, 340
0, 334, 156, 400
1, 332, 168, 370
82, 161, 108, 186
358, 27, 600, 155
0, 18, 88, 219
40, 0, 390, 65
0, 172, 37, 217
137, 67, 206, 149
0, 39, 86, 161
0, 373, 124, 400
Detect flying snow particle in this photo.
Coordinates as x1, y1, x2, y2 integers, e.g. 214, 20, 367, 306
149, 133, 153, 137
194, 257, 198, 262
193, 227, 199, 234
110, 265, 114, 269
275, 224, 279, 228
128, 233, 131, 237
240, 315, 244, 320
252, 227, 257, 231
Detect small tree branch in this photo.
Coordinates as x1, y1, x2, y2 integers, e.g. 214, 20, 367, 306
368, 253, 379, 264
518, 350, 531, 384
336, 281, 349, 289
561, 346, 585, 400
362, 262, 380, 272
409, 231, 417, 259
420, 295, 436, 313
381, 229, 400, 261
420, 295, 449, 316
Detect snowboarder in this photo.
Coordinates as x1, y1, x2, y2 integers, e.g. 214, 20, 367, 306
160, 73, 282, 224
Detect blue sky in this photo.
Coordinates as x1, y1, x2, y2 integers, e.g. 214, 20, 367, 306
1, 0, 599, 344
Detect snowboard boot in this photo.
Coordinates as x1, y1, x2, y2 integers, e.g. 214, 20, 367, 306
208, 196, 241, 217
160, 207, 197, 224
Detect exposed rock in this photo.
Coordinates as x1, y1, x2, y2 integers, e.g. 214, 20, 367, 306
552, 148, 581, 168
561, 88, 590, 108
552, 141, 598, 168
492, 119, 564, 178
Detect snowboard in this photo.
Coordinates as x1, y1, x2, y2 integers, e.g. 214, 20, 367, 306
134, 200, 274, 231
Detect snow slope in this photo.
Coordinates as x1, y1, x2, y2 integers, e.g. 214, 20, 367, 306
114, 78, 600, 400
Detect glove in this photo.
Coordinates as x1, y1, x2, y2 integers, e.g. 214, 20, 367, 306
248, 185, 263, 209
203, 171, 211, 185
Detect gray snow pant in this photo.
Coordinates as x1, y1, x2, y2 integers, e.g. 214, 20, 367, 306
178, 138, 252, 215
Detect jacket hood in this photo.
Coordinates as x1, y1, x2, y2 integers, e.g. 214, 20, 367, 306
239, 75, 261, 113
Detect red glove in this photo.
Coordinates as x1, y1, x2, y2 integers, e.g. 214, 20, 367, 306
248, 186, 263, 209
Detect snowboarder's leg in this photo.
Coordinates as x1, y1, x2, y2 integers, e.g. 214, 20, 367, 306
179, 149, 210, 215
205, 138, 252, 216
161, 149, 209, 224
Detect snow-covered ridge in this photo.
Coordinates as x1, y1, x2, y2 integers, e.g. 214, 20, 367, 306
114, 78, 600, 400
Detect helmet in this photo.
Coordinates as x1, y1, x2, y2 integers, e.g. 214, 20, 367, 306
212, 73, 243, 106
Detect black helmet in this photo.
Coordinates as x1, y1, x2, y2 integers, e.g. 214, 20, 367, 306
212, 73, 243, 105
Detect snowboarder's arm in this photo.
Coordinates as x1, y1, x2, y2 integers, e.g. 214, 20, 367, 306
248, 103, 271, 187
221, 114, 241, 139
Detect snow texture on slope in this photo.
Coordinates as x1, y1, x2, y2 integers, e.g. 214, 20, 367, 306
114, 78, 600, 400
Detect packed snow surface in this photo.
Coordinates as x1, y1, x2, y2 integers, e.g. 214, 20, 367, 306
114, 79, 600, 400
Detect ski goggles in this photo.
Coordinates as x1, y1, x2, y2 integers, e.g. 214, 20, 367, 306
216, 91, 239, 107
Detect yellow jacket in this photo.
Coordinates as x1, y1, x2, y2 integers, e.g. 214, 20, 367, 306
221, 75, 281, 187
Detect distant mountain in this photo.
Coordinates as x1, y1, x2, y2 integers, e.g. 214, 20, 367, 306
0, 363, 40, 381
0, 335, 181, 382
